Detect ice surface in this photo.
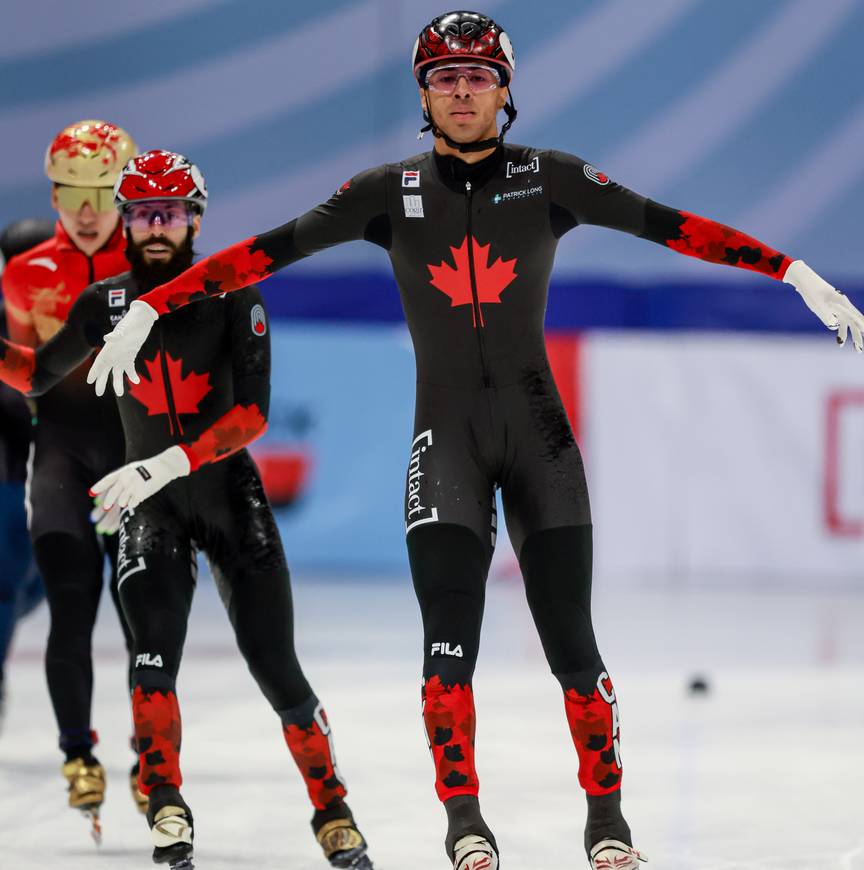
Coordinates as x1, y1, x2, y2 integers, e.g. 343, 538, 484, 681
1, 572, 863, 869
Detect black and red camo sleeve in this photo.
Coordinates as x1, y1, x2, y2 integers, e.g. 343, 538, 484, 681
180, 286, 270, 471
0, 287, 99, 396
639, 200, 792, 279
141, 166, 389, 315
547, 150, 792, 279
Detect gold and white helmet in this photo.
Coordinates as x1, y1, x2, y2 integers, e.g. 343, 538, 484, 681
44, 119, 137, 188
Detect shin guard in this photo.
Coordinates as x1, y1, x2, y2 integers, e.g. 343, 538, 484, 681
422, 675, 479, 801
280, 695, 347, 811
132, 686, 182, 794
563, 671, 622, 795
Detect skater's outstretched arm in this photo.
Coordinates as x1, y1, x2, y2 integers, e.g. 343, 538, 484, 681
0, 287, 99, 395
88, 167, 388, 396
548, 150, 864, 351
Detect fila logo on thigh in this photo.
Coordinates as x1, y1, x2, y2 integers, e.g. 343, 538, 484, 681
136, 652, 163, 668
597, 671, 622, 770
406, 429, 439, 533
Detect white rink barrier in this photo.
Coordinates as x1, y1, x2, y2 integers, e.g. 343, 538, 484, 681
583, 332, 864, 586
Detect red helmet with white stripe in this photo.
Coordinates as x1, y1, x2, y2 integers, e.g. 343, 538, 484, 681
412, 11, 515, 85
113, 150, 208, 214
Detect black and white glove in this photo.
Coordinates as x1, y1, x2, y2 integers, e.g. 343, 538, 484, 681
784, 260, 864, 352
90, 445, 191, 510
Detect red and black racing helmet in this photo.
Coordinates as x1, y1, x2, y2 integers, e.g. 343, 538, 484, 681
412, 11, 518, 152
412, 10, 515, 86
113, 149, 208, 214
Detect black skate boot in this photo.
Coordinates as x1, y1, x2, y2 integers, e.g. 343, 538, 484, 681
312, 801, 374, 868
147, 784, 194, 869
445, 795, 499, 870
586, 792, 647, 869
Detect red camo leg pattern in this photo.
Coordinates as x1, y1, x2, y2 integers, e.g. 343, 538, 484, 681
422, 675, 480, 801
564, 675, 622, 796
283, 707, 347, 811
132, 686, 182, 795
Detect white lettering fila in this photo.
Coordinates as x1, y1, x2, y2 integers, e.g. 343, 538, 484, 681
136, 652, 163, 668
431, 642, 464, 658
405, 429, 439, 533
596, 671, 622, 770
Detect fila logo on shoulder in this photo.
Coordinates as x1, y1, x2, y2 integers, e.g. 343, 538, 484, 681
505, 156, 539, 178
584, 164, 611, 186
431, 642, 463, 658
402, 170, 420, 188
108, 288, 126, 308
250, 303, 267, 336
136, 652, 163, 668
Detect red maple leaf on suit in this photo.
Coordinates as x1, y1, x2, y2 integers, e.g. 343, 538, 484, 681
428, 235, 518, 327
128, 352, 212, 435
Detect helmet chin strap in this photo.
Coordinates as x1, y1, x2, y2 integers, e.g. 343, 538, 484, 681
419, 90, 517, 153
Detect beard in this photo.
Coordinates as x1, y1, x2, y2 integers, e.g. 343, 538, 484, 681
126, 230, 195, 290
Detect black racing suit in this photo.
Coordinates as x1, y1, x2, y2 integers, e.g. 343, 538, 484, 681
0, 221, 131, 758
0, 272, 353, 817
134, 142, 793, 852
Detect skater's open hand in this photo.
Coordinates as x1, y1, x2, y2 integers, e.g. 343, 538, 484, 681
87, 299, 158, 397
784, 260, 864, 352
90, 445, 191, 511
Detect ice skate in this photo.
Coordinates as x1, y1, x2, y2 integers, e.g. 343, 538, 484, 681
61, 757, 105, 845
453, 834, 499, 870
129, 761, 148, 814
313, 803, 374, 869
148, 786, 194, 869
589, 839, 647, 869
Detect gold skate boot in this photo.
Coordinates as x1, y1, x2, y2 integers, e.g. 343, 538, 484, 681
315, 816, 373, 868
61, 757, 105, 844
129, 761, 148, 813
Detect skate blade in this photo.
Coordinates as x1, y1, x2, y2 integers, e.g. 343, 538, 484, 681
329, 852, 373, 870
82, 808, 102, 846
168, 859, 194, 870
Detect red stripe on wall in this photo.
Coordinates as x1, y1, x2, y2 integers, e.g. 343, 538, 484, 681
545, 332, 582, 443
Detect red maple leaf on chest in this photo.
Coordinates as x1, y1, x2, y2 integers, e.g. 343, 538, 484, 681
128, 352, 212, 435
427, 235, 518, 327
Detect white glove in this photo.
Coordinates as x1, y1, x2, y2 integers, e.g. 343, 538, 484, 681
89, 497, 122, 535
87, 299, 159, 397
784, 260, 864, 352
90, 445, 191, 511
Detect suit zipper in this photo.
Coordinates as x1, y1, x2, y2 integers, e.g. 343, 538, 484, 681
465, 181, 490, 387
158, 325, 182, 438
